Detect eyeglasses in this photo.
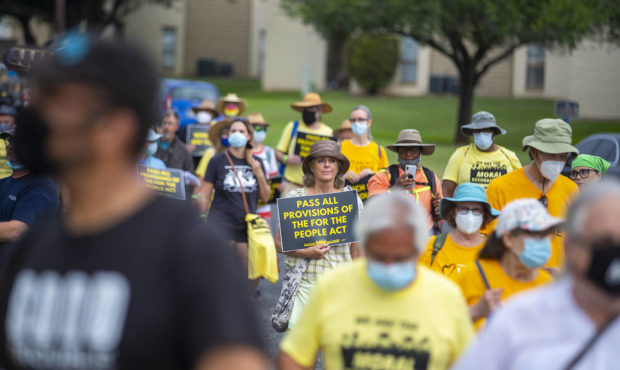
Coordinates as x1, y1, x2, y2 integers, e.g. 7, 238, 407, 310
538, 195, 548, 208
569, 168, 598, 180
455, 206, 484, 216
0, 120, 12, 125
349, 118, 368, 123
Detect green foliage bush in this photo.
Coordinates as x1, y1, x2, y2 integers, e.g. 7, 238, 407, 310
344, 34, 399, 94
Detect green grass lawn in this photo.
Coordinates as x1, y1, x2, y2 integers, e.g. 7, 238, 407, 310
194, 77, 620, 175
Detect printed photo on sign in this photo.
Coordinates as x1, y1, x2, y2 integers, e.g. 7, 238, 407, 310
258, 177, 283, 207
138, 165, 186, 200
223, 165, 257, 193
186, 125, 212, 157
293, 132, 336, 159
278, 190, 359, 252
6, 269, 130, 370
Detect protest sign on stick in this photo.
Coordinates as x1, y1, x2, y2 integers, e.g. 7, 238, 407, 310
138, 165, 186, 200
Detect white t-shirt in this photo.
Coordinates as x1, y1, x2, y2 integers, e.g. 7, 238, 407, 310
453, 278, 620, 370
252, 144, 279, 214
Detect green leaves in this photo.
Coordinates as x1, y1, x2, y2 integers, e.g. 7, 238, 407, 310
344, 34, 400, 94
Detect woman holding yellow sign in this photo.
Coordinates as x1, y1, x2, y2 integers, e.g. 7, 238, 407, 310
275, 140, 363, 330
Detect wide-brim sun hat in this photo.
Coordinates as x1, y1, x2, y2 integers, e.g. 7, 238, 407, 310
191, 99, 219, 116
216, 93, 247, 115
386, 129, 435, 155
460, 111, 506, 136
208, 117, 233, 144
333, 119, 352, 135
291, 92, 333, 114
439, 182, 500, 219
495, 198, 563, 237
522, 118, 579, 155
146, 128, 162, 142
302, 140, 350, 175
248, 112, 269, 127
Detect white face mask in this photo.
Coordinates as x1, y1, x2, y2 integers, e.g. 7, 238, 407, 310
455, 211, 483, 234
253, 130, 267, 143
196, 111, 212, 124
473, 132, 493, 151
539, 160, 565, 184
147, 142, 158, 156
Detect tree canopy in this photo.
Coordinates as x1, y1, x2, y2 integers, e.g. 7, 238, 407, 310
282, 0, 614, 143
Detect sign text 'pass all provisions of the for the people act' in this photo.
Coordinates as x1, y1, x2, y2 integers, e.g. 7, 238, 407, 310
278, 190, 359, 252
293, 132, 336, 159
138, 165, 186, 200
186, 124, 212, 156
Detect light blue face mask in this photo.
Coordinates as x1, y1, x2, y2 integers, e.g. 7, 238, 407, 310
473, 132, 494, 151
228, 132, 248, 148
147, 142, 158, 156
0, 122, 11, 132
398, 156, 421, 169
519, 237, 551, 268
367, 259, 416, 291
253, 130, 267, 143
7, 160, 25, 171
352, 121, 368, 136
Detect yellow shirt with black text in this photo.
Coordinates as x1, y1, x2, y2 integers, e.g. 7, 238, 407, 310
419, 234, 484, 283
276, 121, 333, 185
281, 260, 474, 370
443, 144, 521, 188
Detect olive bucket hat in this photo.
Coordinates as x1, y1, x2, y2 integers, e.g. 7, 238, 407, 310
302, 140, 349, 175
522, 118, 579, 155
460, 111, 507, 136
386, 129, 435, 155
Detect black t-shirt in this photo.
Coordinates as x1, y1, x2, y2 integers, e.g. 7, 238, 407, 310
0, 196, 265, 370
204, 151, 265, 226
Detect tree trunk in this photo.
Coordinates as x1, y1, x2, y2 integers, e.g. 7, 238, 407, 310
17, 16, 36, 45
455, 66, 476, 144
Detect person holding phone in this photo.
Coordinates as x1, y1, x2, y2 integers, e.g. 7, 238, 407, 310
200, 118, 270, 276
368, 129, 443, 233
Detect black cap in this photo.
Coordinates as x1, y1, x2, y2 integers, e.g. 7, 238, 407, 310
33, 33, 159, 153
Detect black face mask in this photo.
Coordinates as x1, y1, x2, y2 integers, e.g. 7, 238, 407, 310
586, 240, 620, 296
302, 110, 317, 125
14, 107, 59, 176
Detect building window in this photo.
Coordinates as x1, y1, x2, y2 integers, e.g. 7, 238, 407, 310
400, 37, 418, 84
161, 26, 177, 72
526, 45, 545, 89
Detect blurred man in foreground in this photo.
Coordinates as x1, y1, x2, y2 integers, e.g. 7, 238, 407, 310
0, 34, 267, 370
279, 191, 473, 370
454, 180, 620, 369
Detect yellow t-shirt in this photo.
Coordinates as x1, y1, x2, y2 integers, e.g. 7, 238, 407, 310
443, 144, 521, 188
340, 139, 389, 174
281, 260, 474, 370
456, 258, 553, 330
419, 233, 485, 282
0, 140, 11, 179
276, 121, 333, 185
484, 168, 579, 268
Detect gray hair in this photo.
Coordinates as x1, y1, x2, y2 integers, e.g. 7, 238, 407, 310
566, 180, 620, 241
356, 191, 429, 252
351, 105, 371, 120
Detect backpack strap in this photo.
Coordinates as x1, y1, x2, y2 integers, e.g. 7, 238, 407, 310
475, 260, 491, 290
279, 121, 300, 175
291, 120, 299, 140
377, 143, 382, 159
388, 164, 400, 187
430, 233, 448, 266
421, 167, 436, 194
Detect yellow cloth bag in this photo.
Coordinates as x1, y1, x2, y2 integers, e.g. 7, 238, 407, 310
224, 151, 278, 283
246, 213, 279, 283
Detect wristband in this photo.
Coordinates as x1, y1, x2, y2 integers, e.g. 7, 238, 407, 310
192, 194, 200, 200
199, 214, 207, 219
283, 154, 289, 163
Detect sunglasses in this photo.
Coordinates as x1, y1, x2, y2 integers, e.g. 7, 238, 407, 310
569, 168, 598, 180
252, 125, 267, 132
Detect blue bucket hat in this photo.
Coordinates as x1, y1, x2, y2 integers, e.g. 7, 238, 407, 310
439, 182, 500, 219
